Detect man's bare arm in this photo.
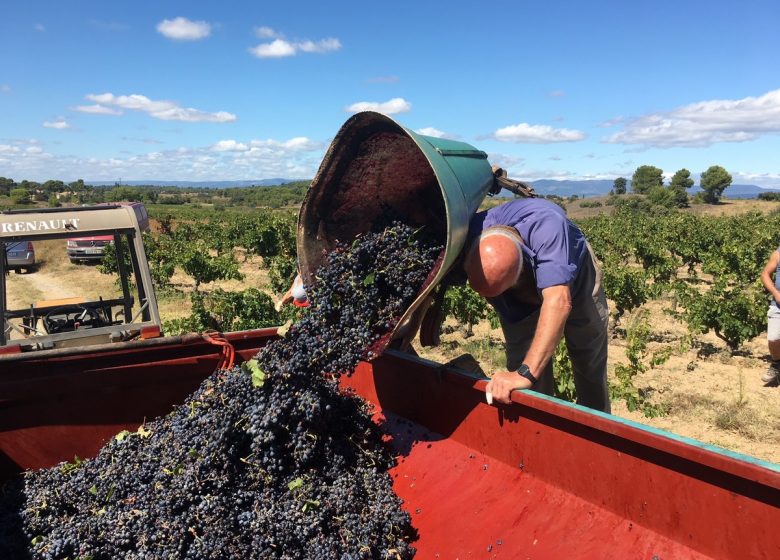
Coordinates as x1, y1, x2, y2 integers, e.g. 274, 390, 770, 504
761, 250, 780, 303
486, 284, 571, 403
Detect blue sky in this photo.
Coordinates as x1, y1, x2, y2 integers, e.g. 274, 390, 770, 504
2, 0, 780, 186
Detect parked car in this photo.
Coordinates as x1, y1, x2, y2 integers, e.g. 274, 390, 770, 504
4, 241, 35, 273
66, 235, 113, 263
66, 202, 149, 263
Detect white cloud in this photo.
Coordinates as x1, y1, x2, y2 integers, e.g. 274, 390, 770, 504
212, 140, 248, 152
156, 17, 211, 41
603, 88, 780, 147
34, 24, 45, 32
297, 38, 341, 53
249, 37, 341, 58
0, 85, 10, 93
83, 93, 236, 122
415, 127, 461, 140
254, 26, 280, 39
43, 119, 71, 129
72, 104, 123, 115
247, 137, 322, 152
345, 97, 411, 115
415, 127, 447, 138
486, 153, 525, 171
0, 144, 21, 154
733, 171, 780, 187
0, 136, 325, 182
598, 116, 624, 128
249, 39, 296, 58
493, 123, 586, 143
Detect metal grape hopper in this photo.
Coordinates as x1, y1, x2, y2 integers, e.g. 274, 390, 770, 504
0, 113, 778, 558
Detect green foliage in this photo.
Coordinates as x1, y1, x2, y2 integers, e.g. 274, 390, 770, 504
47, 195, 61, 207
10, 187, 30, 204
552, 341, 577, 402
612, 177, 627, 195
610, 312, 667, 417
674, 279, 767, 351
670, 168, 694, 191
700, 165, 732, 203
579, 209, 780, 353
579, 200, 602, 208
543, 195, 567, 210
268, 254, 298, 294
631, 165, 664, 194
141, 232, 176, 291
647, 186, 677, 208
179, 245, 243, 292
758, 192, 780, 201
0, 176, 15, 196
600, 256, 650, 324
163, 288, 285, 335
443, 285, 489, 337
99, 234, 176, 292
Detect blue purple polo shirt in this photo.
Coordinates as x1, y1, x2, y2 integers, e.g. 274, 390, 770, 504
468, 198, 589, 322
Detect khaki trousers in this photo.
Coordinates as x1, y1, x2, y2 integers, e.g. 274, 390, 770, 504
498, 244, 611, 413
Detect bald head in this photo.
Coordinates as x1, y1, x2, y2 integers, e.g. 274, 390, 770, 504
464, 228, 523, 297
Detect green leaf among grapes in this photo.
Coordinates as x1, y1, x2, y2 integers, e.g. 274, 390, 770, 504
136, 425, 152, 439
277, 319, 293, 338
288, 477, 304, 492
242, 359, 266, 388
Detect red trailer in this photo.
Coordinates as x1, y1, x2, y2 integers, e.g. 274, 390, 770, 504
1, 328, 777, 559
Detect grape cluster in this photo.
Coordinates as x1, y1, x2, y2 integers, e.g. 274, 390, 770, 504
0, 222, 443, 559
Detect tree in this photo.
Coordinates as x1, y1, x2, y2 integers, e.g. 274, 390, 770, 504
0, 177, 15, 196
647, 186, 677, 208
9, 188, 30, 205
631, 165, 664, 194
612, 177, 627, 195
667, 168, 694, 208
669, 169, 694, 191
700, 165, 732, 204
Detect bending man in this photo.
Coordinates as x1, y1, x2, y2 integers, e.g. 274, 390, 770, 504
464, 198, 610, 413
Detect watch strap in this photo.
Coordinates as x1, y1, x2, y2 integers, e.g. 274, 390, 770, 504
517, 363, 537, 385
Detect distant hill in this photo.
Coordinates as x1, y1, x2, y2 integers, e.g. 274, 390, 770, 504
87, 179, 299, 188
526, 180, 615, 198
526, 180, 780, 199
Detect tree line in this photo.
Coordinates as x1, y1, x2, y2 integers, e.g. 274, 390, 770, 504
0, 177, 311, 209
610, 165, 733, 207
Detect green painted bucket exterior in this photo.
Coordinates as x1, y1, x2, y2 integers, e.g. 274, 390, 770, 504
297, 111, 494, 338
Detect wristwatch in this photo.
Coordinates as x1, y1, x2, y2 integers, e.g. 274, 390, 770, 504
517, 363, 537, 385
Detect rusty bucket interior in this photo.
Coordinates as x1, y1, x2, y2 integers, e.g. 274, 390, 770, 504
297, 111, 494, 347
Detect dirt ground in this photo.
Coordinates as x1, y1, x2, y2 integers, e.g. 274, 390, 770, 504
6, 238, 779, 465
412, 300, 780, 464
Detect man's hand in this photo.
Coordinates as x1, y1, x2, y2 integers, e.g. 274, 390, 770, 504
486, 370, 533, 404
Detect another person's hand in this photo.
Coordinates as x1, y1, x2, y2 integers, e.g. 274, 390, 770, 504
485, 370, 534, 404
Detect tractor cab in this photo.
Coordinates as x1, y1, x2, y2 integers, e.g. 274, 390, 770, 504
0, 205, 161, 353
